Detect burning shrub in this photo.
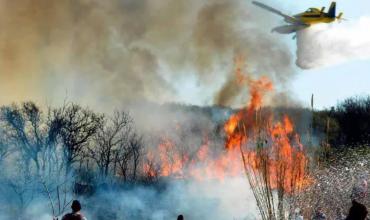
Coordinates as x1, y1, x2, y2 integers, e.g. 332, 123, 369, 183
223, 56, 310, 220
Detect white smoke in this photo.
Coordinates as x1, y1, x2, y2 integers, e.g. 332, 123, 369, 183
90, 178, 258, 220
2, 178, 257, 220
296, 16, 370, 69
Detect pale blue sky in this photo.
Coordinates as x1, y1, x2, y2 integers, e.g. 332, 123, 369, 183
286, 0, 370, 109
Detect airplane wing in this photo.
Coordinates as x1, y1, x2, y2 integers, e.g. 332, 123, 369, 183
272, 24, 309, 34
252, 1, 306, 25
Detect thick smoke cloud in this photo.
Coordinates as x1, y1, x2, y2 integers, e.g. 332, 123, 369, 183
0, 0, 293, 109
296, 17, 370, 69
0, 2, 297, 218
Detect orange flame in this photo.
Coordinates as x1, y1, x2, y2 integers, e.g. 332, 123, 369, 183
223, 56, 308, 193
142, 56, 309, 193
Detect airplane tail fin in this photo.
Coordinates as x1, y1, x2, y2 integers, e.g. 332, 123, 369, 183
328, 2, 336, 18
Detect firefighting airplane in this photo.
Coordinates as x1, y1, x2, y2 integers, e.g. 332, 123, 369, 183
252, 1, 344, 34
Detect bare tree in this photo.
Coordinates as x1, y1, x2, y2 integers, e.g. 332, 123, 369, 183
53, 103, 103, 175
87, 110, 144, 182
0, 102, 60, 175
115, 126, 144, 182
88, 111, 131, 179
0, 130, 12, 165
128, 133, 143, 181
0, 102, 73, 219
116, 132, 143, 181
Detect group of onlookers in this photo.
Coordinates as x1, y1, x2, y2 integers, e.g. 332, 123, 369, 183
57, 199, 368, 220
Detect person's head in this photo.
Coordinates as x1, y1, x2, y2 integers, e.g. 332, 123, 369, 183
315, 206, 323, 213
347, 200, 368, 220
71, 200, 82, 213
177, 214, 184, 220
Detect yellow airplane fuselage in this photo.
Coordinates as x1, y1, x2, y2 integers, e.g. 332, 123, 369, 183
293, 9, 337, 25
298, 16, 335, 25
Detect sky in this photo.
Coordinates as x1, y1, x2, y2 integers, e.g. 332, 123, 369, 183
289, 0, 370, 109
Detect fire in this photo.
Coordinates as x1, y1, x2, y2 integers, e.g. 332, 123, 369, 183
144, 135, 244, 181
143, 55, 309, 194
224, 56, 273, 150
268, 115, 308, 192
158, 137, 187, 177
223, 56, 309, 193
224, 110, 308, 193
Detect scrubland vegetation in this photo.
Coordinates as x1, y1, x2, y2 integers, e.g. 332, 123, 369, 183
0, 96, 369, 219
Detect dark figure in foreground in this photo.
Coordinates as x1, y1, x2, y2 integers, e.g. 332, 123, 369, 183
312, 207, 326, 220
345, 200, 368, 220
62, 200, 87, 220
177, 214, 184, 220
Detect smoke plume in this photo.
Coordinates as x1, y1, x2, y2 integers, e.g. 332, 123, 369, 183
4, 178, 257, 220
296, 17, 370, 69
0, 0, 294, 109
0, 1, 299, 219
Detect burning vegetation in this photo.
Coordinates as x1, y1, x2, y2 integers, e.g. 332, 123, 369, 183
0, 0, 370, 219
0, 55, 369, 219
136, 56, 311, 219
225, 57, 309, 219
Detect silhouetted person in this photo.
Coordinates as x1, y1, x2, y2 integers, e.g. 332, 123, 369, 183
312, 207, 326, 220
62, 200, 87, 220
345, 200, 368, 220
177, 214, 184, 220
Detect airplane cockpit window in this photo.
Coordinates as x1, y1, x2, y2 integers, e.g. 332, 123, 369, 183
307, 8, 320, 13
306, 8, 318, 13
